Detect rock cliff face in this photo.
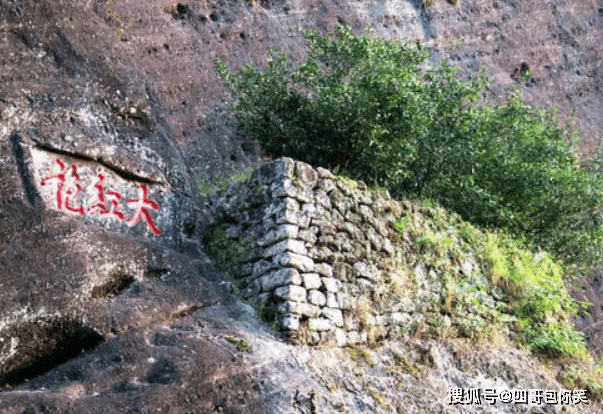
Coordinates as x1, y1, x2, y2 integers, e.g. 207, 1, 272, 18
1, 0, 603, 412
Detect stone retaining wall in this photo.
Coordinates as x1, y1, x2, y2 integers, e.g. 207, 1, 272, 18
199, 158, 445, 345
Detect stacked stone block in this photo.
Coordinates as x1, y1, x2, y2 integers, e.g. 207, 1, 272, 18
200, 158, 415, 345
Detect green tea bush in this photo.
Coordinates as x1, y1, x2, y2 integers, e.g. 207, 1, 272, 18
215, 24, 603, 270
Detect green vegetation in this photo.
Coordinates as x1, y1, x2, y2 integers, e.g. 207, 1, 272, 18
213, 23, 603, 398
391, 201, 587, 358
248, 299, 278, 331
347, 346, 375, 367
197, 164, 257, 197
225, 335, 252, 352
388, 200, 603, 399
200, 226, 256, 278
215, 23, 603, 273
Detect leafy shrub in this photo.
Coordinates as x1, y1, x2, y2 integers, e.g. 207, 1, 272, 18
215, 24, 603, 270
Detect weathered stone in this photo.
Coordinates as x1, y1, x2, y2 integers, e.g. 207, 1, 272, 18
3, 0, 600, 405
257, 292, 272, 303
319, 234, 338, 248
295, 161, 319, 189
297, 229, 317, 244
277, 252, 315, 273
241, 279, 262, 299
308, 318, 333, 332
240, 263, 254, 277
337, 292, 356, 310
225, 225, 242, 238
315, 263, 333, 278
388, 312, 412, 326
367, 228, 384, 252
252, 259, 275, 278
332, 197, 356, 217
381, 237, 394, 255
342, 222, 361, 240
312, 219, 336, 236
307, 290, 327, 306
257, 157, 295, 183
265, 197, 300, 217
344, 315, 358, 331
359, 204, 374, 220
358, 191, 372, 205
335, 178, 356, 196
344, 211, 362, 225
259, 268, 302, 291
333, 262, 352, 281
262, 216, 277, 232
271, 179, 312, 203
357, 278, 374, 293
263, 239, 307, 258
414, 263, 428, 288
462, 259, 474, 277
346, 331, 367, 345
278, 301, 321, 318
307, 246, 333, 261
322, 308, 344, 327
314, 189, 332, 209
275, 209, 310, 228
316, 167, 333, 179
330, 209, 345, 228
301, 202, 318, 217
273, 286, 307, 302
326, 292, 339, 309
244, 248, 264, 263
335, 328, 347, 347
321, 277, 342, 293
302, 273, 322, 290
257, 224, 299, 247
337, 236, 353, 253
280, 316, 300, 331
353, 262, 380, 282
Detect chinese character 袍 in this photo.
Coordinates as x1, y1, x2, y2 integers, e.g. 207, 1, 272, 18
41, 158, 84, 216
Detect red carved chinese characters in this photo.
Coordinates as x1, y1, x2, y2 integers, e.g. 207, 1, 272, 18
126, 184, 161, 236
87, 174, 125, 220
41, 159, 84, 216
41, 158, 161, 235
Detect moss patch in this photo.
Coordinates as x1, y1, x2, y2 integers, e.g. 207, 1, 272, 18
201, 226, 256, 279
225, 336, 252, 352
